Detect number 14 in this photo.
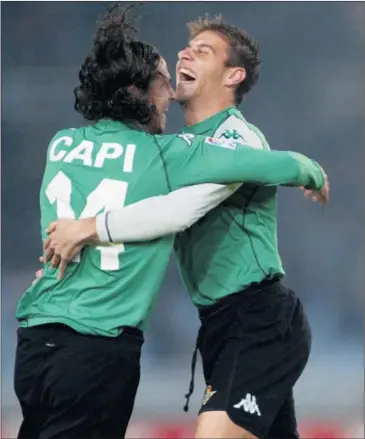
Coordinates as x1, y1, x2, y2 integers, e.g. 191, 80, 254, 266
46, 171, 127, 270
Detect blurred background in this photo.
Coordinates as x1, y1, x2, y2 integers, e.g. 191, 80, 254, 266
2, 2, 364, 438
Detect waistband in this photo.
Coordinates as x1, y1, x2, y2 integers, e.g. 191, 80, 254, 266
198, 277, 281, 320
19, 323, 143, 339
120, 326, 143, 338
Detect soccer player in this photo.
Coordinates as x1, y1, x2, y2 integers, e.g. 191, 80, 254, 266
171, 18, 327, 439
173, 19, 316, 439
44, 16, 330, 439
175, 19, 313, 439
14, 6, 327, 439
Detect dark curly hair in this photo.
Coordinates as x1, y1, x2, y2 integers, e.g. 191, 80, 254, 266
188, 15, 261, 105
74, 4, 161, 127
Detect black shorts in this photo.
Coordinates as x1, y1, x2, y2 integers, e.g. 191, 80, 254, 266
197, 280, 312, 439
14, 323, 143, 439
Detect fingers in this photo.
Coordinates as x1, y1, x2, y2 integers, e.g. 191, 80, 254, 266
32, 268, 44, 285
320, 187, 329, 208
303, 189, 318, 201
41, 220, 87, 280
302, 188, 329, 207
319, 177, 330, 208
39, 228, 76, 281
302, 167, 330, 208
44, 247, 54, 264
43, 236, 50, 251
44, 223, 60, 263
43, 236, 53, 263
58, 259, 68, 280
43, 240, 55, 264
46, 221, 58, 234
50, 253, 61, 269
321, 172, 329, 207
42, 238, 75, 280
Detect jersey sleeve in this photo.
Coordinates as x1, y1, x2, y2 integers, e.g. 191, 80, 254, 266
213, 114, 268, 150
96, 184, 238, 243
155, 133, 326, 191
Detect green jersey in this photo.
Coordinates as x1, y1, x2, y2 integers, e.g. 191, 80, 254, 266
16, 118, 324, 336
175, 107, 295, 306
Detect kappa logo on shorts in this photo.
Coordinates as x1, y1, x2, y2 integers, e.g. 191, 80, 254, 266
234, 393, 261, 416
202, 385, 216, 405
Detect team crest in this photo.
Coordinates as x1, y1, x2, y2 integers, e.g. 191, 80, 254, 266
202, 385, 216, 405
204, 137, 237, 150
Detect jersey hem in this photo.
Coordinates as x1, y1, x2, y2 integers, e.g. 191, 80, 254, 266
191, 272, 285, 308
18, 316, 122, 337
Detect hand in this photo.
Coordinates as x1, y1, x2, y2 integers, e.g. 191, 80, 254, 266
301, 169, 330, 208
44, 218, 97, 280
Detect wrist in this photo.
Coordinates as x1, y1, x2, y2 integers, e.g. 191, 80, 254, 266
79, 218, 99, 244
310, 160, 326, 190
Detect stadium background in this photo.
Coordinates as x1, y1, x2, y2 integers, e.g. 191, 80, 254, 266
2, 2, 363, 437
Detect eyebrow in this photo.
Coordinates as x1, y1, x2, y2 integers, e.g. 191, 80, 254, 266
157, 71, 171, 82
188, 42, 216, 54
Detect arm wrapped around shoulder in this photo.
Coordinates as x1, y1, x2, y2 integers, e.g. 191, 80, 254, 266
96, 183, 238, 243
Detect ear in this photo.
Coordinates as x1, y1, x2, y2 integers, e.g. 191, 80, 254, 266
128, 85, 142, 97
224, 67, 246, 88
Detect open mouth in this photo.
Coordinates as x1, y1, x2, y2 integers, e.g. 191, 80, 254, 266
179, 68, 196, 83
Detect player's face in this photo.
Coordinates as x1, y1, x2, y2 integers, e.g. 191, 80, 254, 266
148, 58, 175, 134
176, 30, 235, 103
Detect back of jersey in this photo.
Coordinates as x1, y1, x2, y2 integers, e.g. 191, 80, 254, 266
16, 120, 171, 336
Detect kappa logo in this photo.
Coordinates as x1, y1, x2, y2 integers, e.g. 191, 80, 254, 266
233, 393, 261, 416
178, 133, 195, 146
204, 137, 237, 150
220, 129, 245, 142
202, 385, 216, 405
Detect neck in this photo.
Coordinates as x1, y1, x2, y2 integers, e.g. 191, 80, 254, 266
183, 95, 235, 126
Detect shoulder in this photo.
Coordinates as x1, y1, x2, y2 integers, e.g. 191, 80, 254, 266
214, 111, 270, 150
52, 127, 76, 138
153, 132, 199, 151
46, 128, 77, 150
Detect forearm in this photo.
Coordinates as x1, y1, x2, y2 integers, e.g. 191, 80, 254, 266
96, 184, 239, 243
227, 149, 325, 189
170, 144, 324, 189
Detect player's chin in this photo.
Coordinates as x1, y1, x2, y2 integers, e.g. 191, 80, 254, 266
175, 83, 197, 103
159, 113, 167, 133
148, 113, 167, 134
